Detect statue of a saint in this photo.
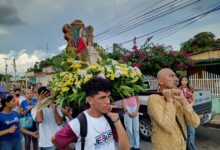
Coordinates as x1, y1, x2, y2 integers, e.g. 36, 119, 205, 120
77, 28, 88, 54
87, 38, 102, 64
62, 20, 102, 63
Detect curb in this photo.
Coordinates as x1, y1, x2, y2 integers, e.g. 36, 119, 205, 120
204, 114, 220, 129
204, 122, 220, 129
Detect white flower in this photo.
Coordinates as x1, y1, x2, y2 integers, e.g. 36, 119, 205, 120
98, 73, 106, 78
114, 70, 122, 78
115, 66, 121, 70
79, 69, 87, 77
73, 60, 79, 64
72, 88, 77, 93
111, 59, 119, 65
105, 66, 112, 72
128, 66, 133, 70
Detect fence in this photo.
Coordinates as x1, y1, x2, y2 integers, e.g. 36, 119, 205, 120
189, 71, 220, 98
146, 76, 157, 90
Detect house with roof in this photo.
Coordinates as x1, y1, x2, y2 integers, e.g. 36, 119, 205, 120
188, 49, 220, 113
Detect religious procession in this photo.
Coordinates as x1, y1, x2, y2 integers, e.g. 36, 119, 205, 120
1, 1, 220, 150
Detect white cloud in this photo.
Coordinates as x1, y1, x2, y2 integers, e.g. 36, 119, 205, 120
0, 45, 64, 76
0, 53, 8, 75
58, 44, 67, 51
0, 49, 49, 76
10, 52, 40, 76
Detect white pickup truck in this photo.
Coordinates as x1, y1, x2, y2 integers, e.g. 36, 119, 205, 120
138, 89, 212, 141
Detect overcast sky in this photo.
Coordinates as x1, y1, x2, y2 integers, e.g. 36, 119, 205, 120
0, 0, 220, 76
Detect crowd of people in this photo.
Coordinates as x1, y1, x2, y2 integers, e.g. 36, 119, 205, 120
0, 68, 200, 150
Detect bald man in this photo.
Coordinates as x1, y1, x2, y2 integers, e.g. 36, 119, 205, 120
147, 68, 200, 150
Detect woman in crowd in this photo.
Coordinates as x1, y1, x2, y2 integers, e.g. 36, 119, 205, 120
178, 75, 196, 150
20, 89, 38, 150
121, 96, 140, 150
0, 94, 38, 150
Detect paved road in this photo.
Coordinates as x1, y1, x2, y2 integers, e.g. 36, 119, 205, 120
141, 126, 220, 150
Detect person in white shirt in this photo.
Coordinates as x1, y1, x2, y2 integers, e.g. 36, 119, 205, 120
51, 77, 130, 150
31, 86, 63, 150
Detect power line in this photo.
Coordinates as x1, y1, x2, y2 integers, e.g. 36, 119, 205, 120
107, 4, 220, 49
151, 13, 207, 43
95, 0, 166, 37
142, 1, 220, 43
96, 0, 157, 29
97, 0, 200, 42
95, 0, 182, 38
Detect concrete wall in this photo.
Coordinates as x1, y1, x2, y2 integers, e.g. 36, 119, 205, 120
36, 74, 53, 86
212, 98, 220, 114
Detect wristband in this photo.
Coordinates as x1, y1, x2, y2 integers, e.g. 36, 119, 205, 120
113, 117, 120, 123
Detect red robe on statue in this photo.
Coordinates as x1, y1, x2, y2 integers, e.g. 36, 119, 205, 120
77, 38, 87, 54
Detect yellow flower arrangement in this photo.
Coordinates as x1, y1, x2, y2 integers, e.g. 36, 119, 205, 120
51, 55, 147, 106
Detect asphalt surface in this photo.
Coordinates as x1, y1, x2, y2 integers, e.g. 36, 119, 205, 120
140, 126, 220, 150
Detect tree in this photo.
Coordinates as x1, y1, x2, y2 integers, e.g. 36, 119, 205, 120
108, 40, 193, 77
0, 74, 6, 81
0, 74, 13, 81
180, 32, 219, 53
107, 43, 129, 61
26, 54, 64, 73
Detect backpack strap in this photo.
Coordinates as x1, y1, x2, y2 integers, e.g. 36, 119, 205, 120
77, 112, 116, 150
103, 114, 114, 130
77, 112, 87, 150
103, 114, 117, 141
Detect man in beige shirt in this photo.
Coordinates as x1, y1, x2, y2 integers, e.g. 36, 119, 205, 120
148, 68, 200, 150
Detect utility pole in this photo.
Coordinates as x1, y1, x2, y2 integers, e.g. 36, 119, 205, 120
13, 58, 17, 85
132, 37, 137, 50
3, 57, 9, 82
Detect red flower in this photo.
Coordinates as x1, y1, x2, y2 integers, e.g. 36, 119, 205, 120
183, 52, 191, 57
139, 54, 146, 59
120, 55, 129, 63
135, 62, 141, 68
169, 50, 175, 56
130, 50, 139, 54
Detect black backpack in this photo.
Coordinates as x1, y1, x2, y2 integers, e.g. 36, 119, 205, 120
75, 112, 116, 150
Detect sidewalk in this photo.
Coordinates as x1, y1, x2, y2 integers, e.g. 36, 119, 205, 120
205, 114, 220, 129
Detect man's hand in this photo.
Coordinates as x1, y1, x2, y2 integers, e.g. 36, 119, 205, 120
38, 91, 50, 101
162, 89, 173, 103
172, 89, 189, 106
51, 102, 58, 110
7, 125, 17, 134
107, 112, 120, 123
